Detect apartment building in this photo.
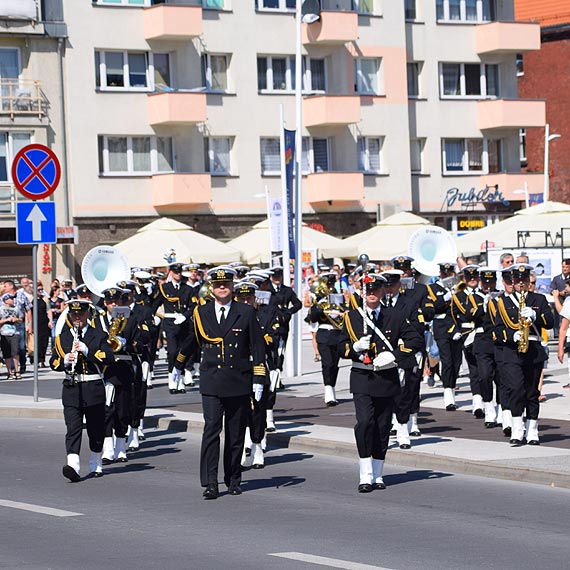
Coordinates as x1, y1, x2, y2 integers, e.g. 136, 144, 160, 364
0, 0, 67, 277
64, 0, 542, 263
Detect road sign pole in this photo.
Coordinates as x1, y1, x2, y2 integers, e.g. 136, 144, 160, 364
32, 244, 39, 403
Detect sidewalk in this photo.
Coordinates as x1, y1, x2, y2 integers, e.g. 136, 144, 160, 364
1, 342, 569, 489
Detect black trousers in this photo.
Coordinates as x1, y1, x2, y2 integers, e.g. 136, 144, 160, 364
501, 359, 544, 419
64, 403, 105, 455
464, 343, 481, 396
129, 377, 147, 428
248, 391, 268, 444
474, 344, 496, 403
104, 381, 131, 438
163, 322, 187, 372
434, 333, 463, 389
353, 393, 393, 460
494, 347, 505, 408
318, 342, 341, 387
394, 367, 421, 424
200, 394, 249, 487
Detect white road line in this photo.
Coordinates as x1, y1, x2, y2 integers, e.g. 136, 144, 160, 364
0, 499, 83, 518
269, 552, 393, 570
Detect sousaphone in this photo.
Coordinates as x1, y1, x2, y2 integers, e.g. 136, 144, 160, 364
408, 227, 457, 278
81, 245, 131, 297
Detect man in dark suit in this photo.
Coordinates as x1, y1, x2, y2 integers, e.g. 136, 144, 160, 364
338, 273, 421, 492
50, 299, 114, 482
176, 267, 267, 499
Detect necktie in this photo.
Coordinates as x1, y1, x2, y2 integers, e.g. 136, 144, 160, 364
219, 306, 226, 326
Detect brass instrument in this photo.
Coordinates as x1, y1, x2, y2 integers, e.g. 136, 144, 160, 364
320, 293, 345, 330
310, 276, 331, 301
108, 314, 128, 352
517, 286, 531, 354
69, 324, 80, 382
198, 282, 214, 304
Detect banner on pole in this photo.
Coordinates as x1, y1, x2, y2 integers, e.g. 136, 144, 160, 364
268, 196, 283, 254
284, 128, 296, 259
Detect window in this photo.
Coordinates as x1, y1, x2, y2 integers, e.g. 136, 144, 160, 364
405, 0, 417, 20
305, 137, 329, 173
487, 139, 502, 173
257, 56, 326, 93
357, 137, 383, 174
97, 0, 150, 6
153, 53, 171, 88
95, 50, 151, 90
355, 58, 382, 95
436, 0, 496, 22
410, 138, 425, 173
206, 137, 232, 175
440, 63, 499, 98
0, 132, 31, 182
305, 58, 326, 92
516, 54, 524, 77
260, 138, 282, 175
201, 54, 230, 92
519, 129, 527, 165
442, 138, 483, 174
407, 62, 422, 98
256, 0, 296, 10
98, 135, 174, 175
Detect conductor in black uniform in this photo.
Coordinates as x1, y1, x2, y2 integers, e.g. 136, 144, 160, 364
189, 267, 267, 499
50, 299, 114, 482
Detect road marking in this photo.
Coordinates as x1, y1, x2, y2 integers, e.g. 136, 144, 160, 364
0, 499, 83, 518
269, 552, 393, 570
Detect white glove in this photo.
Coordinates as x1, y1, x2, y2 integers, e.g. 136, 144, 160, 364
513, 331, 522, 342
144, 283, 154, 295
353, 335, 371, 352
171, 367, 182, 383
74, 341, 88, 356
173, 314, 187, 325
443, 291, 452, 302
253, 383, 264, 402
373, 351, 397, 371
153, 315, 161, 326
521, 307, 536, 322
64, 353, 75, 366
452, 332, 462, 341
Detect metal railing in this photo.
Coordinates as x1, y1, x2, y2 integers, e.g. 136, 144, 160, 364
0, 186, 18, 217
0, 79, 48, 120
318, 0, 373, 12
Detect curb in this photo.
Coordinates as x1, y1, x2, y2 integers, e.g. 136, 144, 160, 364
4, 406, 570, 490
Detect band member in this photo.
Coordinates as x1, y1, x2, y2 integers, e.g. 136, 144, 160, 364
338, 273, 421, 492
308, 272, 346, 406
174, 267, 267, 499
429, 262, 463, 411
152, 261, 195, 394
182, 263, 203, 382
50, 299, 114, 482
493, 264, 553, 445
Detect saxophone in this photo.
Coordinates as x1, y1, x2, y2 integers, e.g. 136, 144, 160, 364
517, 286, 531, 354
107, 314, 127, 352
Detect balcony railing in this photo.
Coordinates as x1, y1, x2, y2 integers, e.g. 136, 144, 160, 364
0, 80, 47, 121
317, 0, 372, 13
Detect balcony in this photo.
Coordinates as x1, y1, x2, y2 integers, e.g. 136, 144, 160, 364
478, 99, 545, 131
0, 80, 48, 122
151, 173, 211, 211
148, 91, 207, 126
478, 172, 544, 201
306, 171, 364, 204
304, 95, 361, 128
475, 22, 540, 55
302, 11, 358, 45
143, 4, 202, 41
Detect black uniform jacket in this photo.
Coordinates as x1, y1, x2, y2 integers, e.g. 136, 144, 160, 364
50, 324, 114, 407
403, 282, 435, 323
339, 307, 419, 398
269, 284, 302, 333
152, 282, 195, 321
492, 291, 553, 364
177, 301, 267, 397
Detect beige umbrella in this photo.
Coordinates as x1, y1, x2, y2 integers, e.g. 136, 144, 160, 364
456, 201, 570, 255
114, 217, 242, 266
227, 219, 351, 264
341, 211, 435, 260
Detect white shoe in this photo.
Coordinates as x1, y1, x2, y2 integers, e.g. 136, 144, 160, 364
261, 435, 267, 451
472, 394, 484, 417
443, 387, 457, 410
251, 443, 264, 469
526, 419, 539, 445
510, 416, 525, 443
324, 385, 337, 406
192, 363, 200, 379
63, 453, 81, 482
89, 451, 103, 476
496, 404, 503, 425
183, 369, 195, 387
168, 372, 177, 391
115, 437, 128, 462
359, 457, 373, 486
240, 446, 250, 468
266, 409, 276, 432
408, 413, 421, 436
244, 426, 252, 451
502, 409, 513, 435
102, 437, 115, 462
397, 423, 411, 449
484, 401, 497, 426
372, 458, 386, 489
127, 427, 140, 451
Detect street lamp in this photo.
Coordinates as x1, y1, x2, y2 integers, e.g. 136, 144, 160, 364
513, 181, 529, 209
544, 123, 561, 202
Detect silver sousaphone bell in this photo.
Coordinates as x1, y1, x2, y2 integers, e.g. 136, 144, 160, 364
81, 245, 131, 298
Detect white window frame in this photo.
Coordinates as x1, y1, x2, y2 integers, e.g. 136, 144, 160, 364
201, 53, 231, 93
259, 137, 282, 176
410, 138, 426, 174
519, 129, 527, 165
256, 0, 296, 12
303, 137, 330, 174
0, 131, 33, 184
407, 61, 423, 98
442, 138, 487, 175
96, 0, 151, 6
439, 62, 499, 99
354, 57, 383, 95
98, 135, 175, 176
257, 55, 327, 94
304, 57, 327, 93
436, 0, 495, 23
357, 136, 384, 175
405, 0, 417, 20
206, 136, 233, 176
95, 50, 153, 92
152, 52, 172, 90
487, 138, 503, 173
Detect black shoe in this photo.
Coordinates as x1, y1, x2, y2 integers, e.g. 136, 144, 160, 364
102, 457, 114, 465
177, 388, 186, 394
265, 426, 276, 433
252, 463, 264, 470
484, 421, 497, 428
474, 409, 485, 419
389, 429, 397, 436
503, 426, 512, 437
446, 404, 458, 411
62, 465, 81, 483
510, 438, 524, 446
358, 483, 373, 493
245, 447, 251, 457
116, 457, 128, 463
147, 384, 154, 390
399, 443, 411, 450
169, 389, 177, 395
228, 484, 242, 496
527, 439, 540, 446
410, 431, 421, 437
373, 481, 386, 490
326, 400, 338, 407
203, 483, 219, 500
90, 471, 103, 478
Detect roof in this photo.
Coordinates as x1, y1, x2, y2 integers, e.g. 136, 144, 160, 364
515, 0, 570, 27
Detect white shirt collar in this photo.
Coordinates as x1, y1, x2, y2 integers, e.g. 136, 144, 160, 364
215, 300, 232, 320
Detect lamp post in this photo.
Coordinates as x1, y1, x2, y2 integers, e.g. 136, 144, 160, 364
544, 123, 561, 202
513, 181, 529, 209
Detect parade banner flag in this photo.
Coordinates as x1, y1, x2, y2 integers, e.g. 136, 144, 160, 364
283, 129, 296, 259
267, 196, 283, 254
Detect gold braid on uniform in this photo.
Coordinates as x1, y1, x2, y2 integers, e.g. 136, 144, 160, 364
467, 294, 479, 315
193, 306, 224, 360
451, 294, 466, 314
497, 297, 518, 330
426, 285, 437, 302
253, 365, 266, 376
263, 333, 273, 345
159, 283, 180, 304
344, 313, 358, 357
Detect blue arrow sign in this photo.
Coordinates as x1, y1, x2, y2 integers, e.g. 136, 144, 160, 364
16, 202, 57, 245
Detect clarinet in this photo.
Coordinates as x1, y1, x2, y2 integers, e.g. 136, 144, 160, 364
358, 254, 372, 365
69, 324, 80, 383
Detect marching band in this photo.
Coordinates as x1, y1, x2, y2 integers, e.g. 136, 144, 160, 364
51, 247, 555, 494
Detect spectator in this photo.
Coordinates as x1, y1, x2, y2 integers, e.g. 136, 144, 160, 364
0, 293, 24, 379
499, 252, 514, 268
558, 295, 570, 389
551, 258, 570, 314
3, 279, 32, 373
516, 252, 530, 264
32, 281, 53, 367
49, 285, 64, 348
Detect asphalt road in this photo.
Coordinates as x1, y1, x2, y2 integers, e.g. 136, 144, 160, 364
1, 417, 569, 570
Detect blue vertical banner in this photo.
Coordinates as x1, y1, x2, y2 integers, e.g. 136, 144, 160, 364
284, 128, 296, 259
529, 193, 544, 206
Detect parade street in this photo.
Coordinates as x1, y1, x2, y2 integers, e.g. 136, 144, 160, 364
1, 413, 569, 570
